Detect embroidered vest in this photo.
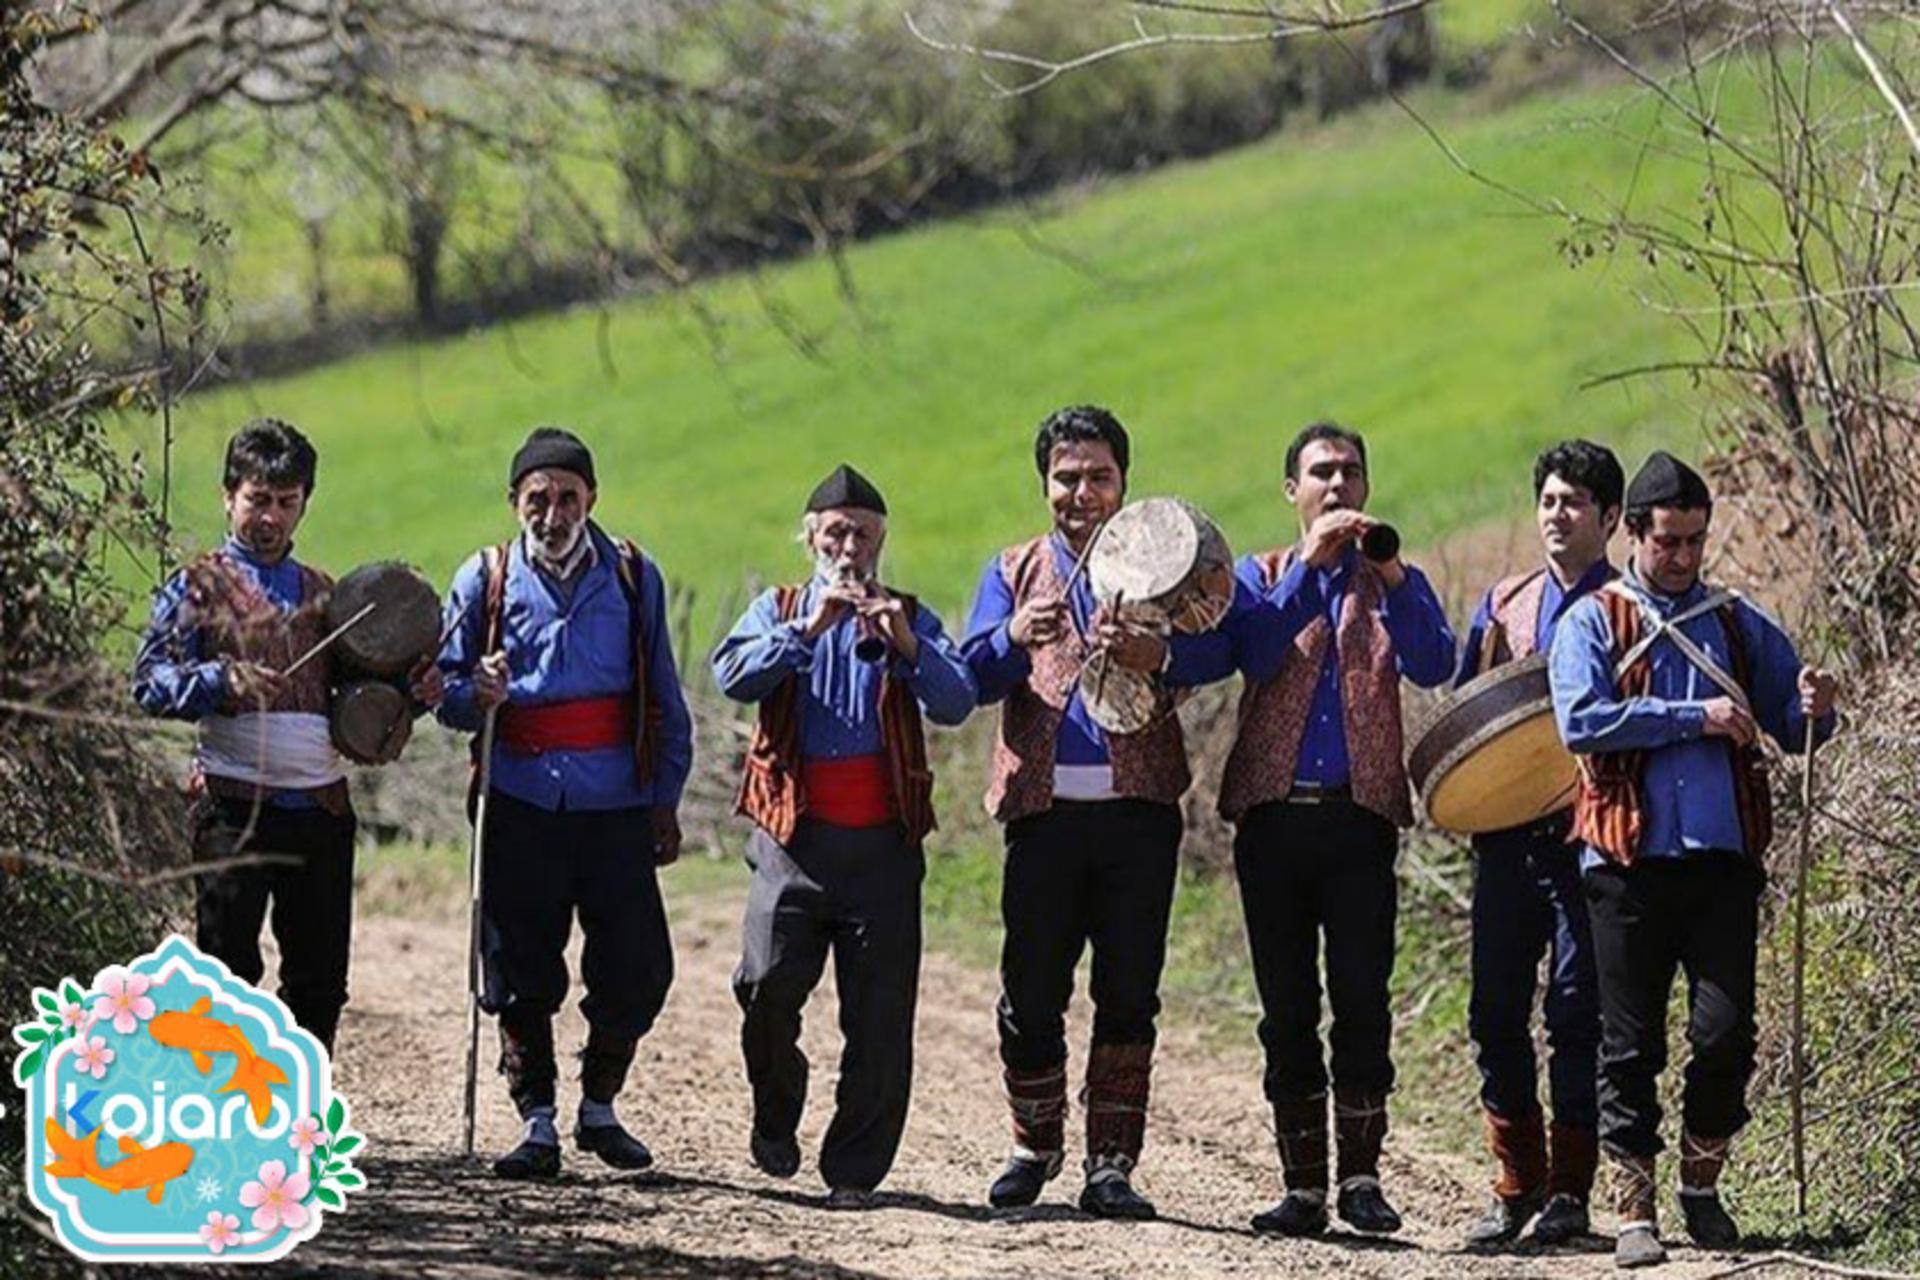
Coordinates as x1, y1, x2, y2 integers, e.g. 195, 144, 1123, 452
735, 585, 937, 846
1477, 568, 1551, 673
1217, 549, 1413, 828
1571, 587, 1775, 864
983, 535, 1190, 824
185, 552, 333, 715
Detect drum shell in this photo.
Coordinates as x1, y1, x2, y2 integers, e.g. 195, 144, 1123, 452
327, 561, 441, 678
1087, 498, 1233, 634
1406, 654, 1578, 835
331, 679, 414, 766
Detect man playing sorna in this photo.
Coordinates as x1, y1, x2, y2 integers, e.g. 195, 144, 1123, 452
1455, 440, 1623, 1247
438, 426, 694, 1180
134, 418, 442, 1054
1550, 451, 1837, 1267
714, 464, 975, 1207
1218, 421, 1455, 1238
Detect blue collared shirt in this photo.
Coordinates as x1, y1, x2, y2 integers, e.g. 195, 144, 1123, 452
132, 537, 320, 808
961, 533, 1251, 766
437, 526, 694, 813
711, 576, 976, 752
1455, 560, 1617, 688
1228, 548, 1456, 785
1550, 572, 1834, 861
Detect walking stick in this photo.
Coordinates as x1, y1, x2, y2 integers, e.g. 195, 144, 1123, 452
461, 705, 498, 1160
1789, 712, 1820, 1226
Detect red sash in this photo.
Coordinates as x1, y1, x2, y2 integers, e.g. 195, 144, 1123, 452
498, 697, 635, 755
800, 755, 897, 829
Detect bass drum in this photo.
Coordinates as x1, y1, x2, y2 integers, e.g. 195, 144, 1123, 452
1406, 654, 1578, 835
330, 680, 414, 766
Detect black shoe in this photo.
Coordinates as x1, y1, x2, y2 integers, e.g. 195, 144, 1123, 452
824, 1187, 876, 1210
1464, 1193, 1542, 1247
1251, 1191, 1329, 1237
573, 1122, 654, 1171
1679, 1191, 1740, 1249
1531, 1193, 1590, 1245
1336, 1179, 1403, 1234
750, 1130, 801, 1179
1079, 1172, 1157, 1220
492, 1137, 561, 1179
988, 1153, 1061, 1208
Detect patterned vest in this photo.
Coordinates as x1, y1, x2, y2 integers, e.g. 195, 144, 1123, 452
735, 585, 937, 846
184, 552, 333, 715
983, 535, 1190, 824
1217, 549, 1414, 828
1476, 568, 1551, 673
1571, 586, 1775, 864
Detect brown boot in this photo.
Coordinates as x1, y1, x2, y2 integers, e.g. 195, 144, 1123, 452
1465, 1107, 1546, 1246
1678, 1133, 1739, 1249
1548, 1122, 1598, 1201
1333, 1087, 1390, 1183
1083, 1042, 1153, 1166
1273, 1093, 1329, 1194
1005, 1062, 1068, 1158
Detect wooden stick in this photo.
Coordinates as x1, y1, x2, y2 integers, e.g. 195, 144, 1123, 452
280, 601, 377, 678
1790, 711, 1820, 1226
462, 705, 498, 1160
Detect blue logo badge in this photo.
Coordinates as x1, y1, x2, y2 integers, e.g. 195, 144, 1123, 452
14, 934, 365, 1263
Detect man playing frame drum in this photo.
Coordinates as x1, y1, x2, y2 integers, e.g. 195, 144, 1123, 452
437, 427, 693, 1180
1550, 451, 1837, 1267
962, 405, 1250, 1219
133, 418, 443, 1053
1218, 421, 1454, 1238
713, 464, 975, 1207
1450, 440, 1623, 1248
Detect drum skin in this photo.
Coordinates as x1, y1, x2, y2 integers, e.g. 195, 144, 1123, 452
327, 561, 441, 678
1088, 498, 1233, 635
1406, 654, 1579, 834
331, 680, 413, 766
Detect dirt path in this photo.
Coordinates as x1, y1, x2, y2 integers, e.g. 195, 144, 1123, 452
277, 883, 1817, 1279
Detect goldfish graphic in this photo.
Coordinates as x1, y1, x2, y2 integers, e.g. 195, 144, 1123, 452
42, 1119, 194, 1205
148, 996, 289, 1124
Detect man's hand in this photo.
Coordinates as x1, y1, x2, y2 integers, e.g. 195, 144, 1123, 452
652, 808, 683, 866
409, 658, 445, 709
1701, 696, 1758, 748
857, 593, 920, 664
1301, 510, 1374, 570
1008, 597, 1070, 649
803, 585, 865, 640
1798, 666, 1838, 720
1095, 618, 1169, 673
226, 661, 285, 707
474, 652, 510, 711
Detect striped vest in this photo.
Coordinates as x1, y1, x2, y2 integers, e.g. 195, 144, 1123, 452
1218, 549, 1413, 828
734, 585, 937, 846
983, 535, 1191, 823
1571, 588, 1775, 864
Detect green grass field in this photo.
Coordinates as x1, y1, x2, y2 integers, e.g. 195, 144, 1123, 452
133, 76, 1717, 633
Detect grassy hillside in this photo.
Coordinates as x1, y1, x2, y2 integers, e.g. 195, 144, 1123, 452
133, 77, 1704, 628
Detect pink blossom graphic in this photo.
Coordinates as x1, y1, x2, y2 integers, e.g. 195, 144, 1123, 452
199, 1211, 241, 1254
90, 970, 155, 1035
58, 1001, 88, 1032
71, 1035, 114, 1081
288, 1116, 322, 1156
239, 1160, 310, 1233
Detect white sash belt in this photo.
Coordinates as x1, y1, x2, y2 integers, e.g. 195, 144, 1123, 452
196, 712, 346, 790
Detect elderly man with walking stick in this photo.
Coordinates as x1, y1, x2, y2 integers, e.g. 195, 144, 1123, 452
1549, 451, 1837, 1268
437, 426, 693, 1180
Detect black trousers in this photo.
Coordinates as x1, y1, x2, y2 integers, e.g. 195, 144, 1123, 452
996, 799, 1182, 1073
1584, 853, 1762, 1157
733, 820, 923, 1193
192, 794, 356, 1051
479, 791, 675, 1112
1469, 816, 1600, 1127
1234, 799, 1398, 1103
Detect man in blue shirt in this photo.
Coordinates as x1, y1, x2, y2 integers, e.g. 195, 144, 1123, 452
1550, 451, 1838, 1268
438, 427, 694, 1181
133, 418, 442, 1053
1217, 422, 1455, 1239
1456, 440, 1622, 1249
714, 464, 974, 1208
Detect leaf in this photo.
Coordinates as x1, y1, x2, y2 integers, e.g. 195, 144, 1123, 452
16, 1026, 48, 1045
315, 1186, 343, 1211
332, 1135, 362, 1157
15, 1043, 46, 1086
35, 990, 58, 1015
325, 1096, 346, 1136
61, 980, 83, 1005
333, 1170, 366, 1191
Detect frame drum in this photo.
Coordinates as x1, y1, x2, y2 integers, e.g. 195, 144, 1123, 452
331, 679, 414, 766
1406, 654, 1578, 834
327, 561, 441, 678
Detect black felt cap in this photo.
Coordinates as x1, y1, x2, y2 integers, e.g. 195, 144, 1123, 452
1626, 450, 1711, 510
509, 426, 595, 491
806, 463, 887, 516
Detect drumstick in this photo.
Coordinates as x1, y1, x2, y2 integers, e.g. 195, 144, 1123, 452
1058, 518, 1110, 643
280, 602, 377, 679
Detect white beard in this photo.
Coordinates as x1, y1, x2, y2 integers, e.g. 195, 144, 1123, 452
525, 520, 585, 572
